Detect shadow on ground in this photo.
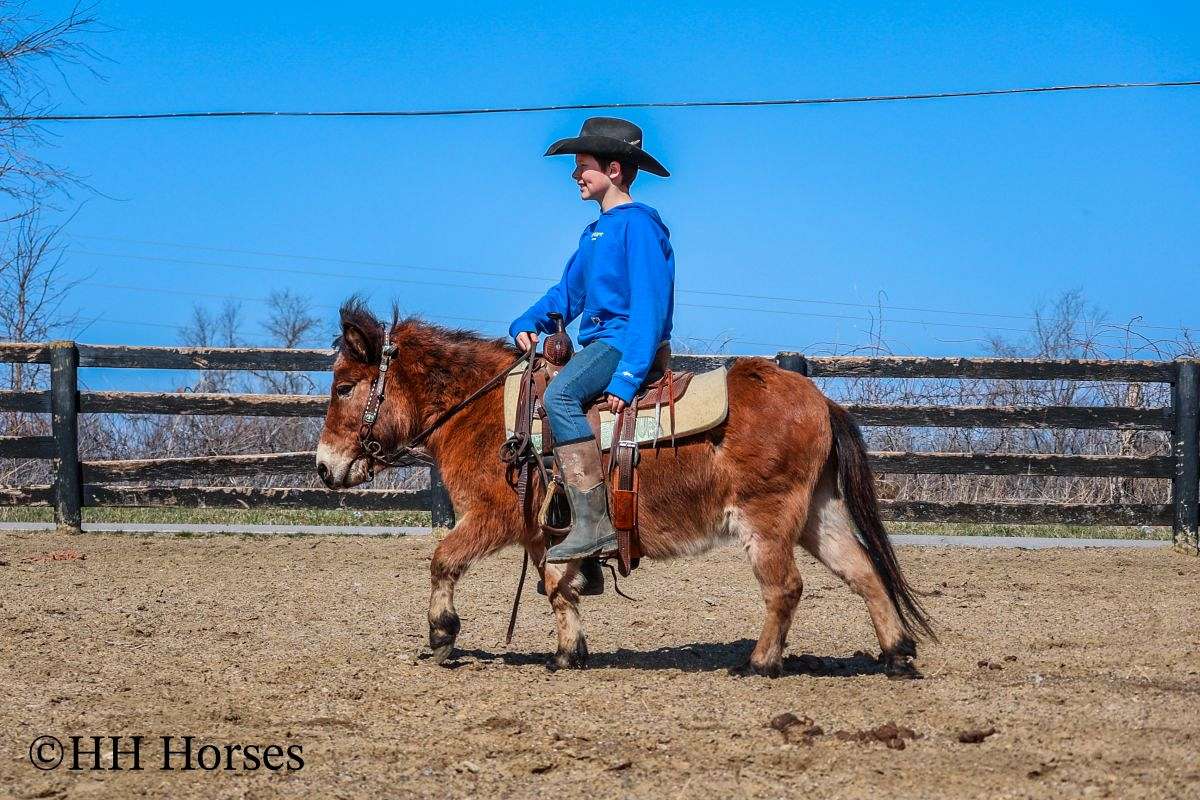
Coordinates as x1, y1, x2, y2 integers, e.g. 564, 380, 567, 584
428, 641, 887, 677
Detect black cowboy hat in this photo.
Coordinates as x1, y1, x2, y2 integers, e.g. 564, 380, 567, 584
544, 117, 670, 178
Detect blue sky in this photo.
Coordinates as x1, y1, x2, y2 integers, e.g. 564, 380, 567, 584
24, 0, 1200, 385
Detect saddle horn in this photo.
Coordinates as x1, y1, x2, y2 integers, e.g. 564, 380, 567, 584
542, 312, 574, 367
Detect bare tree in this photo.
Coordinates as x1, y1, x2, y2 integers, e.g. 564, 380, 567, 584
0, 209, 78, 377
263, 289, 321, 348
182, 300, 243, 393
252, 290, 324, 459
256, 289, 321, 395
0, 1, 102, 208
0, 2, 101, 464
816, 288, 1192, 515
0, 209, 81, 463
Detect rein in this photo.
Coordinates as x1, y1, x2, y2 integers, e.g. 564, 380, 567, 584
357, 325, 533, 473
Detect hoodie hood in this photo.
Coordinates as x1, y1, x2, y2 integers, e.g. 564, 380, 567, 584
604, 202, 670, 238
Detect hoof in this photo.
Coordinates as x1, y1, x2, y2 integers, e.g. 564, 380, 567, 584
545, 639, 589, 671
428, 611, 460, 665
728, 659, 782, 679
881, 637, 922, 679
431, 643, 455, 666
883, 657, 923, 680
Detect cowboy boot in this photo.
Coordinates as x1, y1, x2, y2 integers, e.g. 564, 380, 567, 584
545, 438, 617, 563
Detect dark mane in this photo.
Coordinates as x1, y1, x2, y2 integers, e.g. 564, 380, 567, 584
333, 294, 383, 355
396, 315, 512, 352
334, 295, 512, 361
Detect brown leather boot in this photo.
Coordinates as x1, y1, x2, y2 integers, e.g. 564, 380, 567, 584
545, 438, 617, 563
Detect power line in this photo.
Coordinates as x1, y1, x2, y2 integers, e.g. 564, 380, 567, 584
71, 248, 1029, 332
78, 280, 514, 329
9, 80, 1200, 122
72, 248, 540, 296
69, 234, 1185, 332
73, 247, 1180, 339
75, 280, 825, 352
75, 316, 183, 332
70, 233, 553, 283
76, 247, 1149, 338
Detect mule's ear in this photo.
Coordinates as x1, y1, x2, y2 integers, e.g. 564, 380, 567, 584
339, 317, 381, 364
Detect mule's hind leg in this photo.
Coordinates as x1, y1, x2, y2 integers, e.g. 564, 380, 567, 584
527, 539, 587, 670
800, 475, 920, 677
729, 507, 804, 678
428, 515, 513, 664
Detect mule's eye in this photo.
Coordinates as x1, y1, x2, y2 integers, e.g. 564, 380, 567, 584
336, 382, 355, 398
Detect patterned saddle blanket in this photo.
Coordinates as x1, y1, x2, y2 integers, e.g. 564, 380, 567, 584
503, 361, 729, 452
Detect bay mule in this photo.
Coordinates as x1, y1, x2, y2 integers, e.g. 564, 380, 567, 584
315, 300, 933, 678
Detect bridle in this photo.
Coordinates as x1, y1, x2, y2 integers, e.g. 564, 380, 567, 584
355, 324, 533, 475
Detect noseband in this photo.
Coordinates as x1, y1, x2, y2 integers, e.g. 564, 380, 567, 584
354, 325, 532, 474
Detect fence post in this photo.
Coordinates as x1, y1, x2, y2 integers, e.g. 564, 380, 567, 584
49, 341, 82, 534
429, 464, 455, 532
1172, 359, 1199, 552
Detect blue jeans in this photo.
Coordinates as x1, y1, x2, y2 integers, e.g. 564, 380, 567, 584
543, 341, 623, 445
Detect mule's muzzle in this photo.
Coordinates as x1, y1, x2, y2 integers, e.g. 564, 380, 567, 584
315, 443, 371, 489
317, 461, 334, 489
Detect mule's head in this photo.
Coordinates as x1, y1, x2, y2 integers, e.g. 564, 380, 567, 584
316, 299, 413, 489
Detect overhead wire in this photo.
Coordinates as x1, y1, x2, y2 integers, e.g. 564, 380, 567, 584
71, 248, 1036, 333
8, 80, 1199, 122
68, 233, 1185, 332
34, 80, 1195, 351
78, 279, 513, 329
73, 247, 1173, 339
75, 280, 835, 353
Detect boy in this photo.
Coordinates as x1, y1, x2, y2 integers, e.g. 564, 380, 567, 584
509, 117, 674, 563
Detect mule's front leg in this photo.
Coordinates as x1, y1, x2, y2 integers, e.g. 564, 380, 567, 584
428, 558, 462, 665
529, 541, 588, 670
428, 517, 509, 664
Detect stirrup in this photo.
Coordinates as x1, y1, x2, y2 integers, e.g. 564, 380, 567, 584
544, 535, 618, 564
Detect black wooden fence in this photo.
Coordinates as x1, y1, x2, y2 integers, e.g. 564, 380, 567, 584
1, 341, 1197, 548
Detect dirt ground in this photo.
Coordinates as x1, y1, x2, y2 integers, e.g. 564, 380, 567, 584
2, 532, 1198, 800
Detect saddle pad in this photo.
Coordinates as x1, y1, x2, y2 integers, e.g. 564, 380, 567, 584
504, 365, 729, 452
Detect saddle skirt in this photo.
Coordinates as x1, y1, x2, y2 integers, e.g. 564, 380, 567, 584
503, 361, 729, 452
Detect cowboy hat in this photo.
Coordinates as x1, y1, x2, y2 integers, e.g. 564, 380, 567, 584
544, 117, 670, 178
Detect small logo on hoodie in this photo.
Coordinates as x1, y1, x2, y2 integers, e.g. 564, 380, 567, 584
590, 231, 605, 241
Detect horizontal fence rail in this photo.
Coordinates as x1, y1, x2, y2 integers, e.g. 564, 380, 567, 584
799, 355, 1178, 382
0, 390, 50, 413
0, 343, 52, 364
27, 392, 1174, 430
80, 391, 327, 417
76, 449, 1177, 484
0, 435, 54, 459
869, 451, 1175, 478
76, 344, 336, 372
82, 451, 320, 483
879, 501, 1173, 527
844, 403, 1172, 430
83, 485, 431, 511
0, 341, 1196, 548
0, 485, 53, 506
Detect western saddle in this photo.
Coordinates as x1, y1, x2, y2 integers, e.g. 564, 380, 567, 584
501, 314, 693, 577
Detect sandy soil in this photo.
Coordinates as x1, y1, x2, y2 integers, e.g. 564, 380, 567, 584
2, 531, 1198, 800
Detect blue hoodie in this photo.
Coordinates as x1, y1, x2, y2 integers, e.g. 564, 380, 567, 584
509, 202, 674, 403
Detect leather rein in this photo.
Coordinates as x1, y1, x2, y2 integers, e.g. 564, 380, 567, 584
356, 325, 533, 475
